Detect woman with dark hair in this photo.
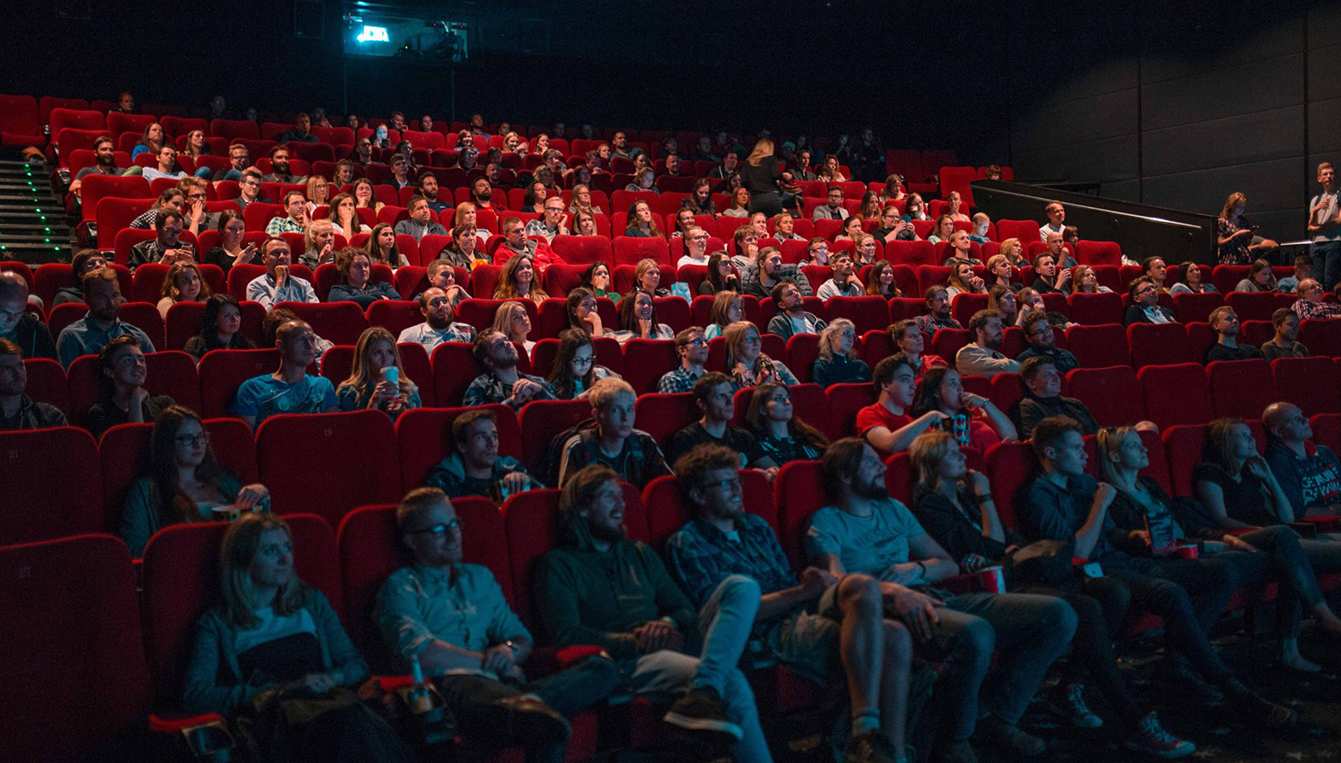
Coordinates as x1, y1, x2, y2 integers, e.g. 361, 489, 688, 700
909, 365, 1016, 456
185, 294, 256, 358
546, 328, 619, 400
699, 253, 740, 295
614, 289, 674, 342
494, 254, 549, 306
1235, 259, 1278, 293
573, 209, 599, 237
131, 122, 166, 159
119, 405, 270, 556
909, 430, 1196, 755
328, 248, 400, 307
944, 261, 987, 300
1169, 263, 1217, 295
987, 286, 1020, 327
744, 381, 828, 465
180, 513, 411, 761
581, 261, 619, 301
623, 201, 666, 238
865, 260, 901, 298
682, 178, 717, 216
352, 178, 383, 213
85, 335, 178, 438
565, 287, 609, 336
364, 222, 409, 268
336, 326, 420, 418
887, 319, 947, 377
523, 181, 548, 214
328, 192, 370, 241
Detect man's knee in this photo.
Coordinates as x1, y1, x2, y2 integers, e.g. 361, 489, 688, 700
717, 574, 762, 604
838, 572, 881, 613
950, 615, 995, 661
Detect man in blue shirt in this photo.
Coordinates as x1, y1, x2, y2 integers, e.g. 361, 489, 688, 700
232, 319, 338, 428
55, 267, 155, 368
377, 487, 618, 763
1264, 402, 1341, 517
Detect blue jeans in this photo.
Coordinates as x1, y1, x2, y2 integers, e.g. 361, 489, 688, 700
620, 575, 771, 763
926, 592, 1077, 741
1312, 240, 1341, 291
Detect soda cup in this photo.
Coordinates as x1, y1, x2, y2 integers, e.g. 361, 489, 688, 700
974, 565, 1006, 594
1174, 543, 1200, 560
382, 366, 399, 386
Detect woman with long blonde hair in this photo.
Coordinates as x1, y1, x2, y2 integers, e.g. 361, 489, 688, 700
492, 300, 536, 352
723, 320, 797, 388
704, 290, 743, 339
336, 326, 420, 418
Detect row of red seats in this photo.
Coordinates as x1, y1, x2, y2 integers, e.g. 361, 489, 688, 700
13, 352, 1341, 547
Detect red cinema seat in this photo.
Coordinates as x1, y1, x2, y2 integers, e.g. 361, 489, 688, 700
1224, 291, 1279, 323
633, 392, 698, 443
430, 342, 481, 407
1272, 357, 1340, 416
394, 404, 521, 492
1139, 363, 1214, 429
1064, 324, 1130, 368
209, 119, 260, 140
643, 474, 694, 550
79, 174, 151, 225
542, 263, 589, 296
197, 348, 280, 417
1172, 292, 1224, 324
884, 451, 916, 506
772, 460, 826, 570
97, 423, 155, 535
786, 334, 820, 384
0, 535, 151, 763
1206, 359, 1275, 419
257, 411, 401, 527
984, 440, 1040, 529
950, 293, 990, 328
0, 427, 102, 545
22, 358, 71, 418
1067, 292, 1123, 326
365, 300, 424, 339
140, 515, 338, 716
1300, 319, 1341, 358
1065, 366, 1143, 427
826, 295, 891, 331
0, 93, 42, 147
995, 220, 1041, 244
860, 328, 898, 369
1161, 424, 1210, 496
517, 399, 594, 474
201, 417, 259, 484
1127, 323, 1193, 367
551, 235, 612, 266
336, 498, 504, 666
1311, 413, 1341, 453
272, 300, 369, 346
931, 327, 971, 362
1075, 241, 1123, 267
989, 372, 1028, 420
622, 338, 679, 394
826, 382, 875, 439
612, 236, 672, 268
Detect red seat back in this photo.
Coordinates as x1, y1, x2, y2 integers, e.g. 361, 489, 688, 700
1127, 323, 1192, 366
0, 535, 150, 763
633, 392, 699, 443
1272, 357, 1341, 416
772, 460, 826, 571
22, 358, 71, 417
517, 399, 595, 474
1139, 363, 1214, 429
1064, 323, 1130, 368
1067, 292, 1123, 326
256, 411, 400, 528
1064, 365, 1143, 427
1206, 359, 1275, 419
1299, 319, 1341, 358
0, 427, 103, 545
984, 440, 1041, 530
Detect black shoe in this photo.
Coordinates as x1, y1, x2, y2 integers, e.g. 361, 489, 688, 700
663, 686, 743, 741
1233, 692, 1296, 731
972, 716, 1046, 757
843, 730, 904, 763
1162, 655, 1224, 703
490, 695, 571, 747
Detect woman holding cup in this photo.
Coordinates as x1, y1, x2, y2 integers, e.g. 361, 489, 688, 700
908, 431, 1195, 755
336, 327, 421, 419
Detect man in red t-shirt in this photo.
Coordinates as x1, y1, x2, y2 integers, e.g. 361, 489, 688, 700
856, 354, 950, 455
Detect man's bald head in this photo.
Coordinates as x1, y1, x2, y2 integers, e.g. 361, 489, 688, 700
0, 272, 29, 300
1263, 401, 1297, 432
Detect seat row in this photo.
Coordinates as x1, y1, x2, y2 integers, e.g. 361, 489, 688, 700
10, 351, 1341, 548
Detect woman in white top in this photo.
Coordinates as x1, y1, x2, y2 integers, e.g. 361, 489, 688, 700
328, 193, 370, 241
614, 289, 674, 343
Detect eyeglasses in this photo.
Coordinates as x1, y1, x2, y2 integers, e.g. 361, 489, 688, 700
571, 354, 594, 365
679, 337, 707, 347
409, 518, 460, 538
174, 432, 210, 447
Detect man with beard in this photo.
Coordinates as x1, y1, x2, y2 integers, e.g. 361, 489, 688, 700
0, 339, 67, 430
534, 464, 771, 761
233, 319, 338, 428
471, 177, 495, 209
418, 172, 451, 214
277, 112, 318, 144
658, 327, 710, 393
398, 287, 476, 352
70, 135, 121, 196
463, 328, 555, 409
742, 247, 813, 299
260, 145, 304, 183
954, 310, 1020, 379
56, 267, 156, 368
128, 210, 196, 272
914, 287, 962, 334
246, 236, 318, 309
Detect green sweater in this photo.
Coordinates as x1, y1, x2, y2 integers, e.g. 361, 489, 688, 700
533, 513, 698, 659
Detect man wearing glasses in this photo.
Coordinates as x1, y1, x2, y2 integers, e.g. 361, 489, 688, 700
377, 487, 619, 763
872, 206, 916, 244
658, 327, 710, 393
1123, 276, 1175, 325
213, 143, 250, 183
233, 169, 265, 211
525, 198, 570, 242
1290, 278, 1341, 321
677, 227, 713, 268
127, 211, 195, 273
1015, 313, 1078, 374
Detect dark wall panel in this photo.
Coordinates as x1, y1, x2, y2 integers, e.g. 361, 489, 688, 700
1140, 53, 1303, 131
1142, 106, 1305, 178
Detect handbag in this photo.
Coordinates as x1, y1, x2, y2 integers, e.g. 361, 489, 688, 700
1003, 538, 1074, 588
235, 684, 414, 763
